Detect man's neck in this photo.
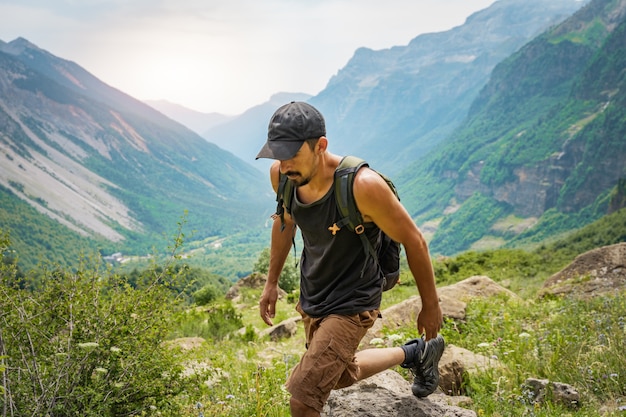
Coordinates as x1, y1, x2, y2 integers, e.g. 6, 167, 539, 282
296, 152, 340, 203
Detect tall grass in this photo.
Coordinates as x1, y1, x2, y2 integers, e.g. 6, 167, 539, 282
440, 293, 626, 416
3, 208, 625, 416
180, 339, 294, 417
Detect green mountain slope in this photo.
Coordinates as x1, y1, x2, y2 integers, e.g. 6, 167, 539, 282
397, 0, 626, 255
0, 39, 273, 270
310, 0, 587, 175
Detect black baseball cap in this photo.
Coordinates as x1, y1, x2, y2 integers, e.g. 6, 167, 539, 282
256, 101, 326, 160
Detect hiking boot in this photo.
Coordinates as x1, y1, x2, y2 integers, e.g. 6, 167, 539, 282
400, 335, 445, 397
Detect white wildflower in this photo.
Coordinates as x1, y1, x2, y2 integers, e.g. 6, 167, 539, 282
77, 342, 99, 350
387, 334, 403, 342
370, 338, 385, 346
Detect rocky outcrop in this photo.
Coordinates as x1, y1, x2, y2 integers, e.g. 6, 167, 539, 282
322, 370, 476, 417
523, 378, 580, 408
225, 272, 287, 302
608, 180, 626, 214
438, 345, 501, 396
361, 276, 518, 348
259, 316, 301, 341
541, 242, 626, 298
455, 151, 572, 218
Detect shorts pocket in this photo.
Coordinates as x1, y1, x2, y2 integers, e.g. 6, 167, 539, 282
303, 336, 352, 396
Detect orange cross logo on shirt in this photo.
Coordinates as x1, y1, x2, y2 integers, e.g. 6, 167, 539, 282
328, 223, 341, 235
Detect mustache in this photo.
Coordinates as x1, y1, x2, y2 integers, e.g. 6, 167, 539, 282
284, 171, 309, 187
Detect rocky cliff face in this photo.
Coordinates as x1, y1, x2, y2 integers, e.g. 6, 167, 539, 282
310, 0, 587, 175
454, 130, 591, 218
608, 179, 626, 214
399, 0, 626, 255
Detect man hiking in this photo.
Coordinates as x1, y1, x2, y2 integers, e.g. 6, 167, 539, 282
257, 101, 445, 417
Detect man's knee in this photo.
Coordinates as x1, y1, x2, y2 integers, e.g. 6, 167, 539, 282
290, 397, 320, 417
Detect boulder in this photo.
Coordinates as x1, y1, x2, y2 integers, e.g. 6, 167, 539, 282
523, 378, 580, 408
362, 276, 517, 347
260, 316, 301, 341
226, 272, 287, 302
438, 344, 502, 395
321, 369, 476, 417
541, 243, 626, 298
437, 275, 520, 301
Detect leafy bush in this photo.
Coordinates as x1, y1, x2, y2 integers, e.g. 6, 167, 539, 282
0, 230, 207, 416
253, 247, 299, 293
172, 302, 243, 341
193, 283, 220, 305
187, 339, 292, 417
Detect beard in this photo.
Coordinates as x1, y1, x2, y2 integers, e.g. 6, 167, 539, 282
285, 171, 311, 187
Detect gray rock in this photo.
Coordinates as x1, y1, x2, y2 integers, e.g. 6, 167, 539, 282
321, 370, 476, 417
259, 316, 300, 341
523, 378, 580, 409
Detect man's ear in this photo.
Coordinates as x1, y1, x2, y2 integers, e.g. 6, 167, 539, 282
317, 136, 328, 153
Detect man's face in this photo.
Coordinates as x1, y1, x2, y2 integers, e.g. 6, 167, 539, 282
279, 141, 318, 187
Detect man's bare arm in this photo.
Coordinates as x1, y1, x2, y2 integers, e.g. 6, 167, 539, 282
353, 168, 442, 339
259, 162, 297, 326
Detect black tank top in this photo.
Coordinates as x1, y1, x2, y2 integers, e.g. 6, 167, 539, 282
291, 183, 383, 317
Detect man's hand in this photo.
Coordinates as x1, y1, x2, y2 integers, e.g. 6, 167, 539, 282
417, 302, 443, 340
259, 284, 279, 326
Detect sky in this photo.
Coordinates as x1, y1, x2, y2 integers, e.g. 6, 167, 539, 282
0, 0, 496, 115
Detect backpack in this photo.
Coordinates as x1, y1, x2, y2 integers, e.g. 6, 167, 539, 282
275, 156, 401, 291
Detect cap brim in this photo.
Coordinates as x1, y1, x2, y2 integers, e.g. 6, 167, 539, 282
255, 140, 304, 160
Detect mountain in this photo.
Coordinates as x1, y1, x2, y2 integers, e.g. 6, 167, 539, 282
309, 0, 588, 175
143, 100, 236, 135
0, 38, 273, 269
398, 0, 626, 255
180, 0, 587, 175
2, 0, 621, 272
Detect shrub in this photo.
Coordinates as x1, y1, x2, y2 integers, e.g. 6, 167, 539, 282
253, 247, 299, 293
0, 231, 207, 416
193, 283, 219, 305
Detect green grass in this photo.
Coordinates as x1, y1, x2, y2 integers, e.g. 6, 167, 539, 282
442, 293, 626, 416
3, 207, 625, 416
171, 287, 626, 417
178, 339, 294, 417
171, 214, 626, 416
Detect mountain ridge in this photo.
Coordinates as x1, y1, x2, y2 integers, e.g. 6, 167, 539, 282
161, 0, 586, 176
0, 39, 273, 269
143, 99, 236, 135
398, 0, 626, 254
2, 0, 624, 273
309, 0, 588, 175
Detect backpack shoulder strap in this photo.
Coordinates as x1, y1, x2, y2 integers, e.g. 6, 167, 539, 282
275, 172, 298, 264
334, 156, 378, 277
334, 156, 369, 232
275, 172, 294, 232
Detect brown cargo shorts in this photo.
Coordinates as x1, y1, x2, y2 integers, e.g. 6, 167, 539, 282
285, 302, 379, 412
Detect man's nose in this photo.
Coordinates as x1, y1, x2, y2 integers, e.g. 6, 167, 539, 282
279, 160, 291, 174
